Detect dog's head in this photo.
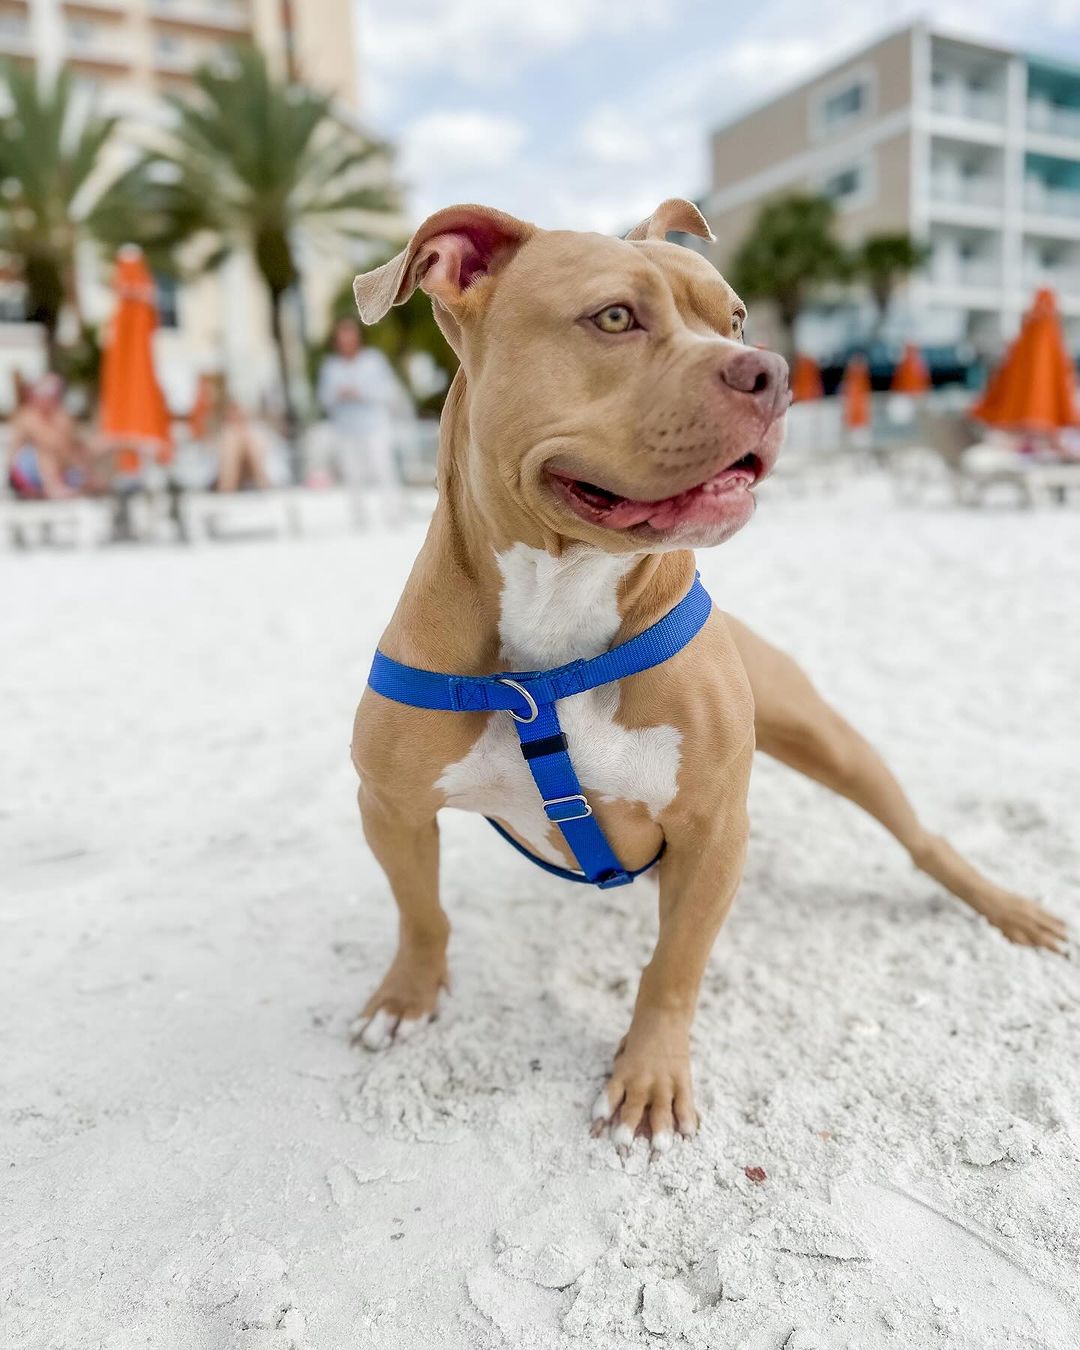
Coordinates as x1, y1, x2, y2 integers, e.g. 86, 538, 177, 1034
354, 200, 788, 552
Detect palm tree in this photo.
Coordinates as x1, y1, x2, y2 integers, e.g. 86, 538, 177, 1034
122, 47, 400, 424
0, 62, 134, 364
727, 194, 850, 357
856, 233, 930, 337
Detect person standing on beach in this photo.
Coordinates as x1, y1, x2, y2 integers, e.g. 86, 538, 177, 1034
316, 316, 410, 525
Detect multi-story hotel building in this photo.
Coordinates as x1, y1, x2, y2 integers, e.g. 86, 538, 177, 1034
0, 0, 365, 408
705, 23, 1080, 358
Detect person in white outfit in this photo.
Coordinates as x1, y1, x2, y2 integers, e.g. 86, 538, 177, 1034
316, 316, 411, 525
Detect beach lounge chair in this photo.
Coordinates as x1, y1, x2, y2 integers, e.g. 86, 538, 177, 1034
890, 411, 1041, 507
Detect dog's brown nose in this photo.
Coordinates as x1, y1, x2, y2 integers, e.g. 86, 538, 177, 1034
718, 349, 790, 418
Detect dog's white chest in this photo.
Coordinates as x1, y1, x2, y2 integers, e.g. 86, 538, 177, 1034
436, 544, 682, 863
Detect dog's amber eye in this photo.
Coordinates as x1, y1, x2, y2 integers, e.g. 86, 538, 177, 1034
732, 312, 745, 338
592, 304, 636, 334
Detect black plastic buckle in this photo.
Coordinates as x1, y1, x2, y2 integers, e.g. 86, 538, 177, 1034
520, 733, 569, 761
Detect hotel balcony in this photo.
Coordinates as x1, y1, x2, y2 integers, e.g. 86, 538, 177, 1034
60, 0, 129, 16
930, 85, 1006, 125
929, 36, 1008, 130
929, 224, 1001, 293
1026, 58, 1080, 151
1024, 182, 1080, 219
149, 0, 251, 34
0, 13, 32, 59
930, 175, 1004, 210
929, 137, 1005, 215
1027, 101, 1080, 143
65, 20, 133, 72
1025, 154, 1080, 221
1023, 263, 1080, 293
932, 258, 1001, 289
153, 33, 239, 78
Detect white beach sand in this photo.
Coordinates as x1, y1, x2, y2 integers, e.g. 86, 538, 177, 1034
3, 476, 1079, 1349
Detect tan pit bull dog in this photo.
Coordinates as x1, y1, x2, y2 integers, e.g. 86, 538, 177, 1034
349, 199, 1067, 1154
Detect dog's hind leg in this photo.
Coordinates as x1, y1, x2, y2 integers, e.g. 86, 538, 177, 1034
727, 616, 1066, 952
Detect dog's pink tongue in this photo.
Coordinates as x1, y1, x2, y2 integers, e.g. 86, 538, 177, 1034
604, 470, 755, 529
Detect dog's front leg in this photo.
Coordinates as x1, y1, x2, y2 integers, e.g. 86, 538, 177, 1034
593, 738, 753, 1153
353, 783, 449, 1051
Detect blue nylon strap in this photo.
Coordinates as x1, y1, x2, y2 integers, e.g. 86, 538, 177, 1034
511, 700, 634, 886
365, 574, 712, 889
367, 575, 712, 717
485, 818, 666, 886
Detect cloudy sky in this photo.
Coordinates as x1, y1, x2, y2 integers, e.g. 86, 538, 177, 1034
357, 0, 1080, 234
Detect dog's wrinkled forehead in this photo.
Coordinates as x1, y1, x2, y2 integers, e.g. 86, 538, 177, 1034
503, 229, 744, 336
351, 197, 738, 341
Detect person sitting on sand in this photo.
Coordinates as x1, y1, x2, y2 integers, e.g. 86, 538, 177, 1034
215, 401, 272, 493
7, 374, 94, 499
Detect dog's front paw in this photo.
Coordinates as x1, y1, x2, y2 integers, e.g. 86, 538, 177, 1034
351, 945, 448, 1052
590, 1011, 699, 1156
983, 892, 1068, 954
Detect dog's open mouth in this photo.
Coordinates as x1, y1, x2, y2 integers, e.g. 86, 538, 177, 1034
549, 452, 764, 532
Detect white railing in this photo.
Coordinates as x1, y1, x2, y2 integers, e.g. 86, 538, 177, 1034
66, 29, 133, 64
1024, 182, 1080, 219
930, 85, 1005, 124
149, 0, 250, 29
1026, 102, 1080, 142
0, 26, 32, 55
929, 175, 1003, 208
931, 260, 1000, 289
1022, 265, 1080, 292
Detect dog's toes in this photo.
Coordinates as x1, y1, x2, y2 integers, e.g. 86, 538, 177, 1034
650, 1130, 673, 1157
992, 899, 1069, 954
357, 1008, 398, 1051
392, 1014, 428, 1042
589, 1075, 695, 1160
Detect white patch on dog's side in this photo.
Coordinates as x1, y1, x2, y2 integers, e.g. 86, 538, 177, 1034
436, 544, 682, 862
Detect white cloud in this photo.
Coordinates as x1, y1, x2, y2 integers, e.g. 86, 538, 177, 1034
362, 0, 673, 85
579, 108, 650, 168
566, 36, 838, 233
400, 110, 528, 178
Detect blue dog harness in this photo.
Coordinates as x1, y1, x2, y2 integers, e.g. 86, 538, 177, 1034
367, 575, 713, 889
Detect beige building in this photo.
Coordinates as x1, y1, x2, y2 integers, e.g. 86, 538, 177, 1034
706, 22, 1080, 357
0, 0, 365, 410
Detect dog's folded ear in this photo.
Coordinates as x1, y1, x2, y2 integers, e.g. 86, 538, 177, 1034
353, 205, 534, 325
624, 198, 715, 244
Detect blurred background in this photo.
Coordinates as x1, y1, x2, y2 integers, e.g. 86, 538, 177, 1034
2, 0, 1080, 533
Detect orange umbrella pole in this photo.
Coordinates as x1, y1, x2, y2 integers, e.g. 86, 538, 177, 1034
842, 355, 872, 430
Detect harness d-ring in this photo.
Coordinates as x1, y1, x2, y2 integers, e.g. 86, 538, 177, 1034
497, 677, 538, 724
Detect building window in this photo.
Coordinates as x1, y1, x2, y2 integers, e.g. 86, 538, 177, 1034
822, 82, 864, 127
811, 65, 875, 138
816, 154, 875, 211
822, 165, 862, 202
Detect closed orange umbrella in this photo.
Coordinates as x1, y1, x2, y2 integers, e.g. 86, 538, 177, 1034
891, 342, 930, 395
842, 354, 872, 429
100, 245, 172, 473
790, 353, 824, 402
971, 289, 1078, 433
